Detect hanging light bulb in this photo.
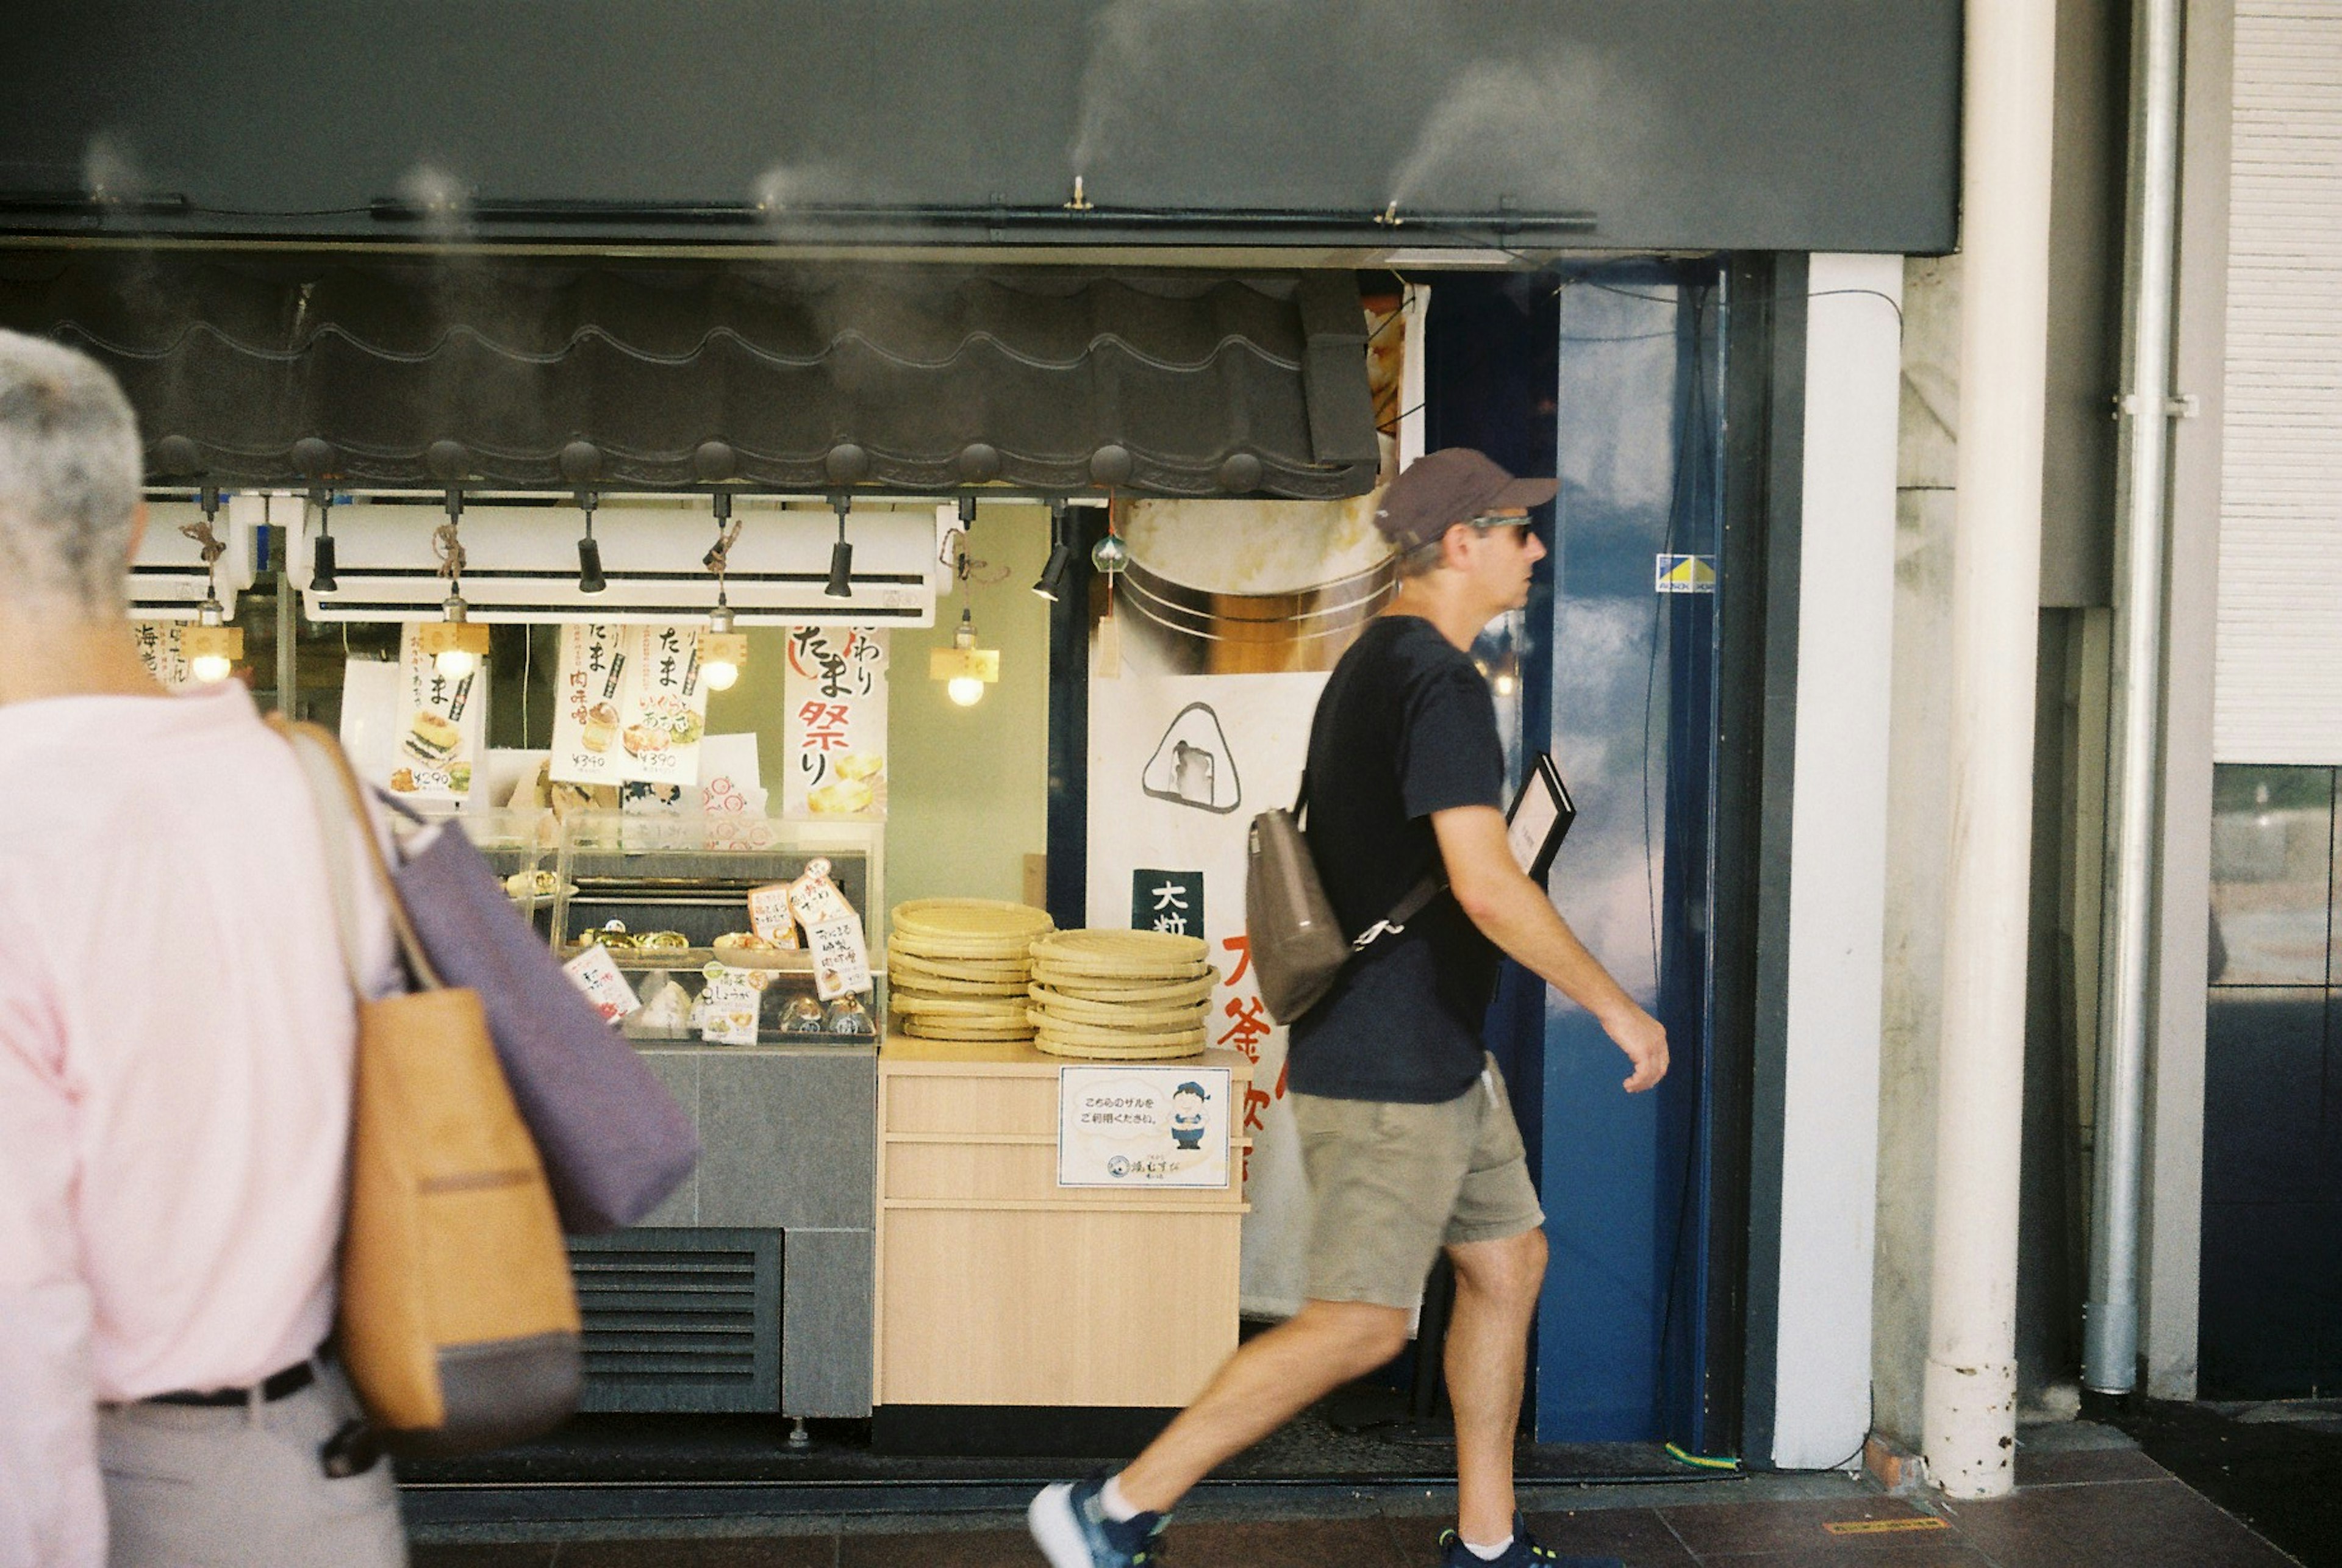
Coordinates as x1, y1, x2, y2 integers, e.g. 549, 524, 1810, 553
1091, 531, 1129, 574
181, 484, 242, 681
576, 491, 606, 594
700, 603, 746, 693
931, 606, 999, 706
1032, 499, 1073, 601
421, 592, 490, 679
826, 493, 854, 599
182, 593, 243, 684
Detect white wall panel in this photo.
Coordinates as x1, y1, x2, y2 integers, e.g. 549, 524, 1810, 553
2216, 1, 2342, 762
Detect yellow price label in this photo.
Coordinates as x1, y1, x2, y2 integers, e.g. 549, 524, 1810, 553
1822, 1517, 1950, 1537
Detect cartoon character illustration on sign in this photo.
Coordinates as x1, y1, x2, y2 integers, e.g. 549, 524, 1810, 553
1169, 1081, 1210, 1151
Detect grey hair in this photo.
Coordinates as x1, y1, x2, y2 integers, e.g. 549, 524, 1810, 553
0, 329, 143, 614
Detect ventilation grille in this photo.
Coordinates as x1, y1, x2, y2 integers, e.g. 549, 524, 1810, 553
568, 1228, 781, 1413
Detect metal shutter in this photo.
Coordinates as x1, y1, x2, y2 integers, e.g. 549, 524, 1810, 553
2216, 1, 2342, 762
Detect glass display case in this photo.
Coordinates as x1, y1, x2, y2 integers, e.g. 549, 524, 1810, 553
456, 807, 561, 945
551, 812, 884, 1046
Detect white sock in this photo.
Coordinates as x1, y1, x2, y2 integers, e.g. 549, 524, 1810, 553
1462, 1535, 1513, 1561
1099, 1474, 1144, 1522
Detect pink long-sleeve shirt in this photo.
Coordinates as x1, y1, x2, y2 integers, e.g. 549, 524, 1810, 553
0, 682, 394, 1567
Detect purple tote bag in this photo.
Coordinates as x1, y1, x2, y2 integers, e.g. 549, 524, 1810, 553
390, 815, 699, 1234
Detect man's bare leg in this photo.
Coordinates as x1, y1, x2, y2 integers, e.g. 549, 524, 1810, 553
1444, 1227, 1549, 1545
1112, 1300, 1410, 1514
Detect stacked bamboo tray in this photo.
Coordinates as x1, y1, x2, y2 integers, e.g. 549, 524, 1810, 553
887, 899, 1055, 1044
1028, 929, 1217, 1060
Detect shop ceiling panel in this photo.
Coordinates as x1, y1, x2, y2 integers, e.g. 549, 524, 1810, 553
0, 2, 1957, 253
0, 254, 1378, 499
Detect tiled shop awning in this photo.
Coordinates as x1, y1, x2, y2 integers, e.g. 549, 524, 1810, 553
0, 255, 1378, 499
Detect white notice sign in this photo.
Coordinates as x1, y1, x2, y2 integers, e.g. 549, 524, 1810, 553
1056, 1067, 1231, 1190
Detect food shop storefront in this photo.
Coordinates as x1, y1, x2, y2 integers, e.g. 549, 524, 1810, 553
0, 0, 1961, 1517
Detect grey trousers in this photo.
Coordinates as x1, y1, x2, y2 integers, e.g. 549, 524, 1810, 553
98, 1361, 406, 1568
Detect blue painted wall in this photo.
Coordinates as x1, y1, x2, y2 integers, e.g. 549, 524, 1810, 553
1431, 263, 1728, 1445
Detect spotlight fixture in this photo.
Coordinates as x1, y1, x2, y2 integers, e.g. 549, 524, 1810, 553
421, 593, 490, 680
307, 488, 338, 593
576, 491, 606, 595
929, 607, 1000, 707
700, 603, 746, 693
182, 594, 243, 684
825, 492, 854, 600
1031, 499, 1073, 601
957, 493, 978, 530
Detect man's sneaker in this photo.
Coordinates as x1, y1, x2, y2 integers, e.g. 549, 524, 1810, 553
1028, 1475, 1170, 1568
1436, 1513, 1621, 1567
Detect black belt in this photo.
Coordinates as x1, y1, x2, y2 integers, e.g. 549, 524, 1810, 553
146, 1358, 316, 1408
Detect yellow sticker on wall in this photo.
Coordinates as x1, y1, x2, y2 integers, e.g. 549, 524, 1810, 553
1821, 1517, 1950, 1536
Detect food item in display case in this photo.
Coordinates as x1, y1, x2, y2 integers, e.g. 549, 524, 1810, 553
825, 995, 875, 1036
585, 919, 637, 950
713, 931, 777, 953
561, 943, 642, 1025
634, 973, 693, 1034
778, 995, 829, 1034
503, 868, 571, 903
635, 930, 689, 951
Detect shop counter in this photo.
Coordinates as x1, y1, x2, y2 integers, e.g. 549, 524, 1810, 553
873, 1037, 1252, 1450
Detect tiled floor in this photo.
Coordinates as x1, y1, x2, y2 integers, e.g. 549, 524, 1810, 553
410, 1443, 2302, 1567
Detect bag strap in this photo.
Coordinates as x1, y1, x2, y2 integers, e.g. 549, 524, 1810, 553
271, 718, 445, 993
1349, 870, 1444, 953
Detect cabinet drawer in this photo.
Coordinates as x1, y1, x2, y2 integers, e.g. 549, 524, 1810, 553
883, 1139, 1244, 1206
883, 1074, 1055, 1137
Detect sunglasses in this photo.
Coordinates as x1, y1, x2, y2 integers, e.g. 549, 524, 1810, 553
1465, 515, 1539, 545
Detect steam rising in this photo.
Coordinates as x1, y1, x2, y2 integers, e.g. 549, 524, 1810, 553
1386, 49, 1653, 212
82, 133, 148, 205
396, 163, 473, 241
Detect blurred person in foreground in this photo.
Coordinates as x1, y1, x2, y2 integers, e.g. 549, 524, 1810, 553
0, 329, 406, 1567
1029, 450, 1669, 1568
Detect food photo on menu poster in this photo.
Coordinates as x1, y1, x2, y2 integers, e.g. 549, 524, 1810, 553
549, 623, 710, 788
389, 622, 487, 803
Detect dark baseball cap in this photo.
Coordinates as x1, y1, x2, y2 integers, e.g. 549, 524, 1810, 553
1371, 448, 1560, 553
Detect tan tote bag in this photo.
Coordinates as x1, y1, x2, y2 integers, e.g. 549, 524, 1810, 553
282, 721, 583, 1457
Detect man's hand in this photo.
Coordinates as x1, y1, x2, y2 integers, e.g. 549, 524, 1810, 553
1599, 1001, 1669, 1093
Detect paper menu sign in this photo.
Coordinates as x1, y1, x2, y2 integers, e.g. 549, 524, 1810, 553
803, 912, 872, 1001
130, 622, 202, 692
562, 945, 640, 1025
388, 623, 486, 802
549, 623, 709, 787
781, 628, 887, 818
1056, 1066, 1232, 1189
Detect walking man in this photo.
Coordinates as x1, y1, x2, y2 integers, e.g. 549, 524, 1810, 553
1030, 449, 1669, 1568
0, 331, 406, 1566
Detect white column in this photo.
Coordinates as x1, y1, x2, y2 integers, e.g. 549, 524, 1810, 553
1921, 0, 2057, 1501
1769, 254, 1905, 1469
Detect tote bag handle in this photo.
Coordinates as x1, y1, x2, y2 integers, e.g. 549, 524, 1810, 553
273, 717, 446, 994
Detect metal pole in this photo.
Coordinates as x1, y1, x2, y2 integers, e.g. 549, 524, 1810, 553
2083, 0, 2186, 1397
275, 500, 299, 717
1921, 0, 2056, 1501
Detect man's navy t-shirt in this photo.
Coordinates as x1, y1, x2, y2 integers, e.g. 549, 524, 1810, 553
1288, 615, 1506, 1104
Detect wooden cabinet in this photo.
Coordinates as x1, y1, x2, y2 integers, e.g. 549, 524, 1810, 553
875, 1039, 1251, 1409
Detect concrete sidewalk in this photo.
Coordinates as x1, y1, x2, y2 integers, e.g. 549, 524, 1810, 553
410, 1423, 2302, 1567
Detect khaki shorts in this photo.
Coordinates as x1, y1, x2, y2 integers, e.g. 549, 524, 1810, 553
1290, 1053, 1546, 1309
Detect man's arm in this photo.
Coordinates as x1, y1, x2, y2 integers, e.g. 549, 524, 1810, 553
0, 998, 104, 1568
1431, 804, 1668, 1092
